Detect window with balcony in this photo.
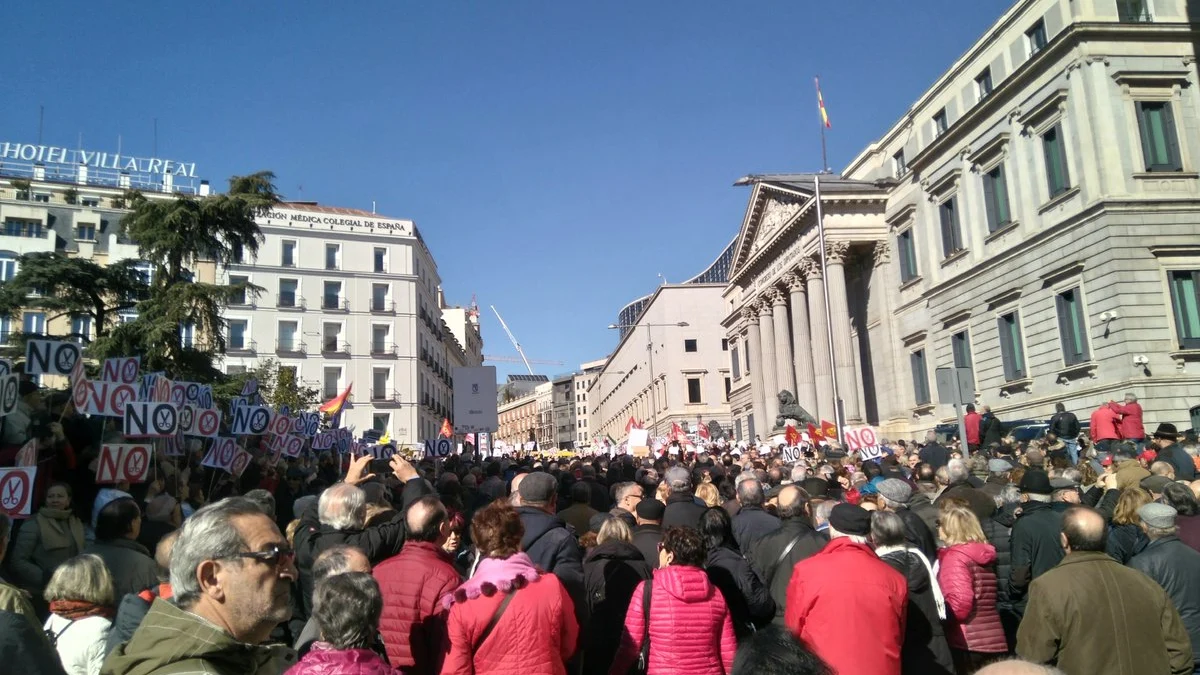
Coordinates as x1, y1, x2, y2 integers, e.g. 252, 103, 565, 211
4, 219, 43, 238
279, 279, 298, 308
1169, 270, 1200, 350
910, 349, 931, 406
32, 193, 49, 203
323, 323, 341, 352
938, 196, 964, 258
325, 244, 340, 270
372, 325, 390, 354
228, 320, 248, 350
1027, 19, 1047, 56
982, 164, 1012, 232
324, 367, 341, 400
1056, 287, 1090, 366
686, 377, 702, 404
997, 311, 1027, 380
1042, 124, 1071, 197
372, 284, 389, 312
323, 281, 342, 310
229, 275, 249, 306
80, 197, 100, 208
898, 228, 919, 283
281, 240, 296, 267
1136, 101, 1182, 172
0, 317, 11, 345
70, 316, 92, 343
278, 321, 299, 352
372, 369, 390, 400
374, 247, 387, 273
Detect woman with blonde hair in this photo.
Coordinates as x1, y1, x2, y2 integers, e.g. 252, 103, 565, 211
43, 554, 115, 675
582, 513, 652, 675
936, 502, 1007, 673
696, 482, 721, 508
1107, 486, 1152, 563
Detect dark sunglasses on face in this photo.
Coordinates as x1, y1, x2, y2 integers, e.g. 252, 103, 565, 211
217, 544, 295, 567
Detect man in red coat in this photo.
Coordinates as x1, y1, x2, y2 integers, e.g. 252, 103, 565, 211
1109, 393, 1146, 449
786, 503, 907, 675
1089, 403, 1122, 454
963, 404, 982, 450
374, 496, 462, 674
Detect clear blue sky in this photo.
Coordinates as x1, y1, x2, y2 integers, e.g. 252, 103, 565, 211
5, 0, 1011, 380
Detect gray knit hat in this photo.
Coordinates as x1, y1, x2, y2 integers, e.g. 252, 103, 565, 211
876, 478, 912, 504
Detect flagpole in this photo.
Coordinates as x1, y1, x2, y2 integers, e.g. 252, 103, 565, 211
814, 174, 843, 448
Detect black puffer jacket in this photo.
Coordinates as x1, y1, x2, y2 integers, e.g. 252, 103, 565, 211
705, 545, 775, 640
746, 518, 827, 623
1129, 535, 1200, 663
581, 540, 652, 675
879, 549, 955, 675
1008, 500, 1064, 614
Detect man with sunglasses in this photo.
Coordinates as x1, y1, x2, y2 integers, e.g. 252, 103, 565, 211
103, 497, 299, 675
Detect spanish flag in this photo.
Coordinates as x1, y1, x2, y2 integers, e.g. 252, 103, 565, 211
816, 77, 831, 129
439, 418, 453, 438
319, 384, 352, 417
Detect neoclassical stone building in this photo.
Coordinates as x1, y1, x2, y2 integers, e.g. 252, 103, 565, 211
726, 0, 1200, 439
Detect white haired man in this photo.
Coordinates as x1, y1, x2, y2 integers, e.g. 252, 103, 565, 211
102, 497, 298, 674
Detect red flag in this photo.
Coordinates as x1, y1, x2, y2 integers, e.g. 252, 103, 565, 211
439, 418, 453, 438
785, 425, 801, 447
820, 420, 838, 441
807, 423, 823, 442
625, 416, 643, 433
15, 439, 37, 467
671, 422, 688, 445
698, 420, 710, 440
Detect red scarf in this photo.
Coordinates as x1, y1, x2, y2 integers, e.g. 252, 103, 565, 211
50, 599, 113, 620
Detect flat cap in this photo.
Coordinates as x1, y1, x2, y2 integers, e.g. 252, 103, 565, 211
635, 499, 665, 520
876, 478, 912, 504
1139, 502, 1177, 529
517, 472, 558, 504
828, 503, 872, 536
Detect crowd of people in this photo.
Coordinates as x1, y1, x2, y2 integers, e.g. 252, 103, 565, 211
1, 384, 1198, 674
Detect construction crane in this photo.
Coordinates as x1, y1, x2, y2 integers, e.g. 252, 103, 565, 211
490, 305, 538, 375
484, 355, 565, 367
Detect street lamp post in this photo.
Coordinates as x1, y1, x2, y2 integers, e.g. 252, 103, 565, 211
607, 321, 689, 438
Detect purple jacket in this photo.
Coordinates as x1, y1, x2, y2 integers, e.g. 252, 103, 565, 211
285, 643, 399, 675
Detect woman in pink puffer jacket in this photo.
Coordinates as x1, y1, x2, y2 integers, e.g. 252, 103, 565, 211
609, 527, 736, 675
287, 572, 398, 675
936, 502, 1008, 675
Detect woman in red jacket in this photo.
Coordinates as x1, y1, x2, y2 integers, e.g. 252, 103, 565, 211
936, 501, 1008, 674
440, 501, 578, 675
609, 527, 736, 675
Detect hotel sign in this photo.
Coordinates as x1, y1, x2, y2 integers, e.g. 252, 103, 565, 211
0, 141, 198, 178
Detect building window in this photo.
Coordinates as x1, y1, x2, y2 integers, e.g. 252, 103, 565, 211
0, 317, 11, 344
279, 279, 298, 308
1042, 124, 1071, 197
893, 149, 907, 178
323, 281, 342, 310
32, 193, 50, 203
4, 219, 43, 238
724, 377, 731, 401
1136, 101, 1182, 172
180, 322, 195, 349
686, 377, 702, 404
228, 320, 247, 350
231, 242, 244, 264
721, 338, 728, 351
982, 164, 1012, 232
951, 330, 972, 369
372, 325, 390, 353
0, 253, 17, 282
910, 349, 931, 406
324, 367, 341, 400
731, 345, 741, 380
1117, 0, 1152, 22
80, 197, 100, 208
372, 369, 390, 400
76, 224, 96, 241
898, 229, 918, 282
229, 275, 249, 306
373, 413, 390, 432
281, 240, 296, 267
374, 247, 387, 273
22, 311, 45, 336
976, 68, 993, 100
323, 323, 341, 352
278, 321, 298, 351
372, 284, 389, 312
71, 316, 92, 343
325, 244, 340, 270
1056, 287, 1090, 366
1169, 270, 1200, 349
997, 312, 1027, 381
1027, 19, 1048, 55
744, 345, 751, 374
933, 109, 948, 137
938, 197, 964, 258
684, 339, 698, 353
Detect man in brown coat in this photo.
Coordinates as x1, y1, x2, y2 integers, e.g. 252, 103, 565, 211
1016, 506, 1193, 674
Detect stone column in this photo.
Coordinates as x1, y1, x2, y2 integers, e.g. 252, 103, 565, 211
784, 271, 817, 419
803, 258, 833, 423
871, 241, 904, 425
757, 298, 780, 431
742, 307, 766, 437
769, 288, 795, 403
825, 241, 862, 424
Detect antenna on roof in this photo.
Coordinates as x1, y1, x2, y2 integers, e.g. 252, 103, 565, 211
37, 105, 44, 144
